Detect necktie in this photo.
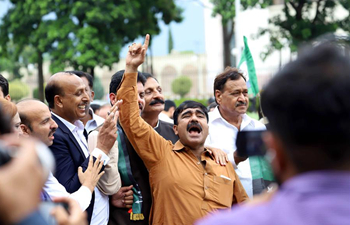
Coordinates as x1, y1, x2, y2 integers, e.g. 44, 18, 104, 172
83, 129, 88, 141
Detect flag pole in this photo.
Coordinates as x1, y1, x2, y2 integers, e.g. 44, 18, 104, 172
235, 0, 241, 66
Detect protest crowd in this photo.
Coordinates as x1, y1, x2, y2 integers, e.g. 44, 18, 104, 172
0, 34, 349, 225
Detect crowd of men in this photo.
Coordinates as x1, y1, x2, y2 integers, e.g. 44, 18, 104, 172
0, 34, 349, 225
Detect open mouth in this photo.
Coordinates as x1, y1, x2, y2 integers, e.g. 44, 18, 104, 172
78, 104, 87, 111
187, 123, 202, 134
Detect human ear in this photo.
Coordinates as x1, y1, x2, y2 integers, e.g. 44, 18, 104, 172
214, 90, 221, 105
173, 125, 178, 135
20, 124, 31, 136
109, 93, 116, 106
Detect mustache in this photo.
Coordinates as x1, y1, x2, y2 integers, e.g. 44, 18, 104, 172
48, 128, 57, 137
187, 121, 203, 132
149, 98, 165, 106
235, 101, 247, 107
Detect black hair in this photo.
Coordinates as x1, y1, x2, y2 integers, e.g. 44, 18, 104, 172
143, 72, 158, 82
0, 103, 12, 135
90, 104, 101, 113
66, 71, 93, 89
261, 44, 350, 172
0, 74, 9, 97
164, 100, 176, 111
213, 67, 246, 104
109, 70, 146, 94
207, 102, 218, 110
173, 100, 208, 125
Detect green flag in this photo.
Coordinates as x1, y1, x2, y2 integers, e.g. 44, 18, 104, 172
238, 36, 259, 96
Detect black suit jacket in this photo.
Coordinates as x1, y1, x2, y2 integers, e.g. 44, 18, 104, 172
50, 114, 95, 223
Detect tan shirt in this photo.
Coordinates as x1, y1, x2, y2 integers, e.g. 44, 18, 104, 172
118, 73, 248, 225
88, 130, 121, 195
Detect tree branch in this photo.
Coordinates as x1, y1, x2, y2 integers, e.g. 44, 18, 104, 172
312, 0, 322, 24
289, 1, 297, 11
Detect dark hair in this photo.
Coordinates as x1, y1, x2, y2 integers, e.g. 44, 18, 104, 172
173, 100, 208, 125
109, 70, 146, 94
207, 102, 218, 110
0, 103, 12, 135
261, 44, 350, 172
0, 74, 9, 97
143, 72, 158, 82
90, 104, 101, 113
164, 100, 176, 111
214, 67, 246, 104
66, 71, 93, 89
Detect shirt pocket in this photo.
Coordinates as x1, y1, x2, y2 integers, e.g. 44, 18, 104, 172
209, 175, 234, 207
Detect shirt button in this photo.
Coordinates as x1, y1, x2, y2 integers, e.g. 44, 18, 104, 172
204, 172, 207, 176
204, 186, 208, 190
197, 161, 200, 165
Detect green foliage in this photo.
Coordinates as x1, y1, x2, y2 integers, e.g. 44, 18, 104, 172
93, 76, 104, 100
210, 0, 272, 66
33, 83, 46, 99
0, 0, 183, 99
171, 76, 192, 98
9, 79, 30, 101
258, 0, 350, 59
211, 0, 272, 26
168, 26, 174, 54
173, 98, 208, 107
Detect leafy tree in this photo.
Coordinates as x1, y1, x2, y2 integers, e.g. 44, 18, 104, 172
210, 0, 272, 67
9, 79, 30, 102
0, 1, 63, 101
168, 26, 174, 54
172, 75, 192, 98
0, 0, 183, 102
259, 0, 350, 59
33, 83, 46, 100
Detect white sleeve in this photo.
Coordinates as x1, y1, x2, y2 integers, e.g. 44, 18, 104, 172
44, 172, 92, 211
69, 186, 92, 211
91, 148, 110, 165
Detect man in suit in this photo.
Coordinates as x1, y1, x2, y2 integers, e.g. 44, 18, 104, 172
45, 71, 120, 224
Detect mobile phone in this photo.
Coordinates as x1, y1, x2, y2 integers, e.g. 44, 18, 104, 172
236, 130, 267, 157
38, 201, 70, 225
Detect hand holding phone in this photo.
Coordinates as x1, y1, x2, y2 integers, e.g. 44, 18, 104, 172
236, 130, 267, 157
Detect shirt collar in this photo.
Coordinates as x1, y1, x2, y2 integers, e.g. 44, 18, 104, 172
51, 112, 84, 133
210, 106, 255, 129
173, 140, 214, 159
153, 119, 160, 129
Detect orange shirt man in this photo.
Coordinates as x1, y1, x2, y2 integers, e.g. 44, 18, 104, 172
117, 35, 248, 225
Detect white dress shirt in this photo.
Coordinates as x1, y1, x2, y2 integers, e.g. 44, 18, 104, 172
205, 106, 266, 198
85, 108, 105, 133
159, 112, 174, 124
44, 172, 92, 210
52, 112, 110, 225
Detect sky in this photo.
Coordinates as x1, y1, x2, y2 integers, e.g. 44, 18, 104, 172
0, 0, 206, 57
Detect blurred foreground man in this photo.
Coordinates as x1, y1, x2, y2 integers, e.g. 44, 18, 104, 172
118, 35, 248, 225
197, 44, 350, 225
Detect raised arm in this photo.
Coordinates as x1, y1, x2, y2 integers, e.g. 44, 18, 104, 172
87, 102, 121, 195
118, 35, 173, 170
